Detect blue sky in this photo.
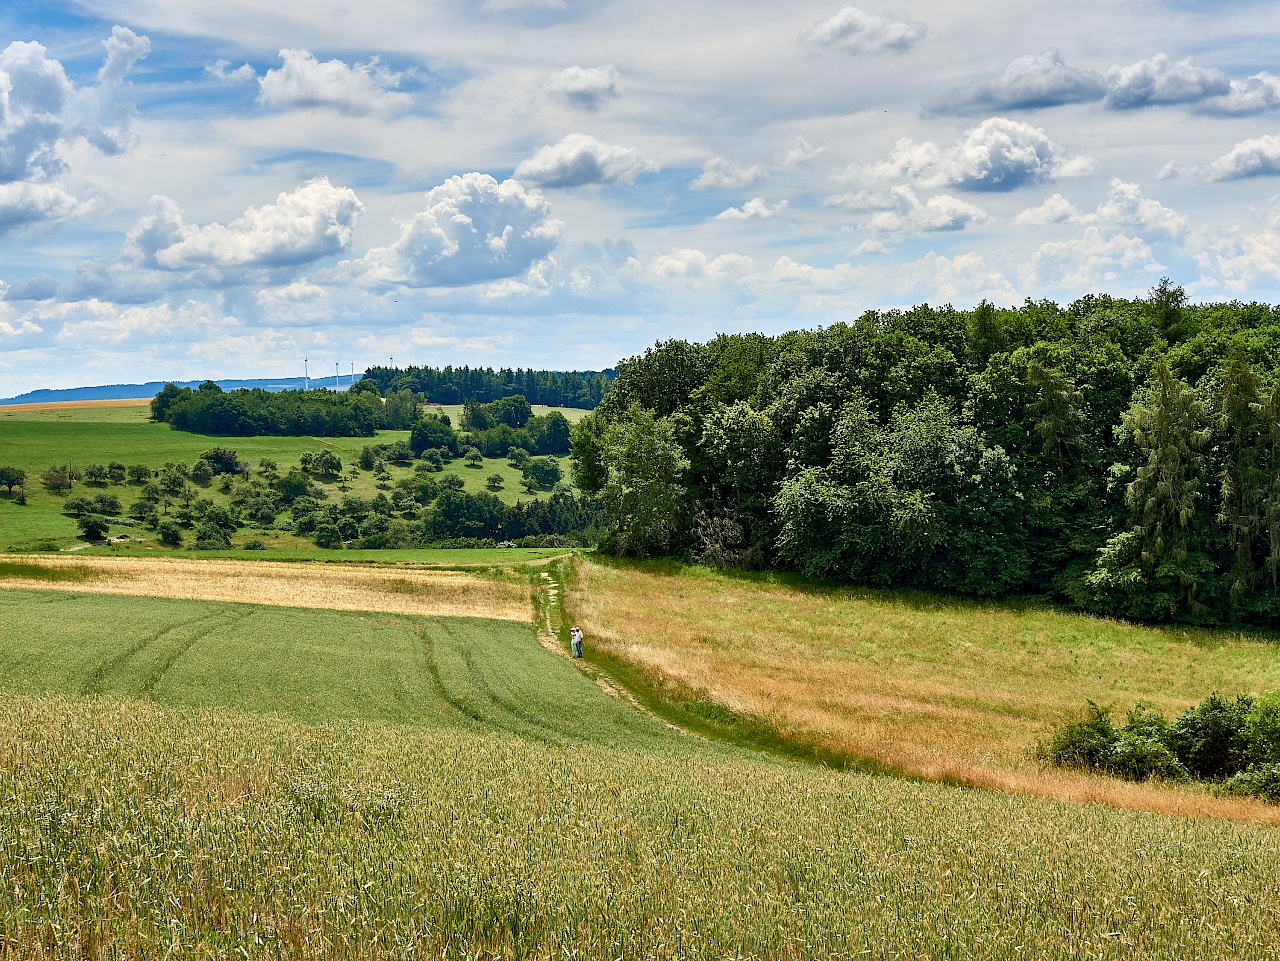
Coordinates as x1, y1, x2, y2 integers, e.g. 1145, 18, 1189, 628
4, 0, 1280, 392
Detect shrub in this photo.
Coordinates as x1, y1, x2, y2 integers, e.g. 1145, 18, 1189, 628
1109, 734, 1189, 782
194, 523, 230, 551
418, 450, 445, 472
1244, 693, 1280, 767
243, 538, 267, 550
522, 456, 562, 489
157, 521, 183, 546
1166, 692, 1254, 780
1220, 764, 1280, 802
77, 515, 110, 540
1038, 702, 1117, 770
190, 460, 215, 485
314, 523, 344, 549
199, 447, 246, 475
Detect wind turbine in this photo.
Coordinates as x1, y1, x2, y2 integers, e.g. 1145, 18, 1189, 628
335, 361, 340, 390
304, 356, 309, 391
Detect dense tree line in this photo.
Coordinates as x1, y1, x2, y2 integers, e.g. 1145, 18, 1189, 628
153, 381, 384, 436
571, 282, 1280, 626
409, 397, 572, 458
358, 365, 612, 409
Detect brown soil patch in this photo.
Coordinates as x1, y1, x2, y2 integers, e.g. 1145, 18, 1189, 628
0, 555, 531, 621
0, 397, 151, 412
567, 557, 1280, 826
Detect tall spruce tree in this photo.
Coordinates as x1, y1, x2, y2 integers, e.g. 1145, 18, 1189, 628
1125, 360, 1212, 611
1212, 349, 1266, 609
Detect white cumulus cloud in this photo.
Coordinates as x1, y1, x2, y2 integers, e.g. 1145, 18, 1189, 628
345, 173, 562, 288
714, 198, 788, 220
1204, 134, 1280, 181
515, 133, 659, 187
1016, 181, 1184, 240
545, 65, 621, 110
801, 6, 926, 54
0, 31, 147, 232
1199, 73, 1280, 115
259, 49, 413, 116
1104, 54, 1230, 109
927, 49, 1105, 115
126, 179, 364, 271
691, 156, 767, 190
206, 59, 257, 83
0, 182, 89, 234
1095, 179, 1186, 239
860, 118, 1091, 192
859, 186, 990, 234
1014, 193, 1088, 226
1035, 227, 1162, 289
97, 26, 150, 88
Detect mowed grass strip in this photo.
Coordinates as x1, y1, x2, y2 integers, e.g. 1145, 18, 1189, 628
568, 557, 1280, 823
2, 692, 1280, 959
0, 554, 532, 620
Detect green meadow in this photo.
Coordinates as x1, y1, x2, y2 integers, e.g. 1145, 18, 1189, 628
0, 402, 576, 552
1, 586, 1280, 958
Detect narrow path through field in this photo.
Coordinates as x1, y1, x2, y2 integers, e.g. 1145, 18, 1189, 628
537, 564, 696, 738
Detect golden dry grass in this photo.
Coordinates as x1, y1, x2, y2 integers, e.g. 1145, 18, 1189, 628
568, 557, 1280, 824
0, 554, 531, 621
0, 398, 150, 412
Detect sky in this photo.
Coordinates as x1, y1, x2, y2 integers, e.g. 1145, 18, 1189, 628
4, 0, 1280, 393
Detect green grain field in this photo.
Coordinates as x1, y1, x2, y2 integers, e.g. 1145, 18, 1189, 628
2, 585, 1280, 958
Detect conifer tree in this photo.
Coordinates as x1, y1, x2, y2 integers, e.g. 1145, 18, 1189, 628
1212, 349, 1266, 608
1124, 360, 1212, 610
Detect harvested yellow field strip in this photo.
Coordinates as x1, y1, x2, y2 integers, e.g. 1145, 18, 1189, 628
0, 555, 531, 621
568, 557, 1280, 824
0, 397, 150, 411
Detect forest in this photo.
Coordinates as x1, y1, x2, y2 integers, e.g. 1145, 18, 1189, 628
152, 382, 384, 436
358, 364, 612, 409
570, 282, 1280, 627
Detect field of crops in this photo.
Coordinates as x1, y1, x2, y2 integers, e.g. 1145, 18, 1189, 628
2, 578, 1280, 958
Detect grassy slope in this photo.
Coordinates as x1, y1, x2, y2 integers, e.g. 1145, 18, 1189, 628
0, 403, 576, 551
566, 556, 1280, 821
2, 586, 1280, 957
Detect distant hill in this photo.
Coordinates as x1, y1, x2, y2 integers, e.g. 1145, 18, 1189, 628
0, 377, 352, 406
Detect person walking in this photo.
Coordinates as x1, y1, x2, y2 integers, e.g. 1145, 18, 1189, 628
570, 626, 583, 658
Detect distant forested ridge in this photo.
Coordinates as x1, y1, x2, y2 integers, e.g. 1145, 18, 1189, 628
357, 365, 613, 409
570, 282, 1280, 626
152, 382, 382, 436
